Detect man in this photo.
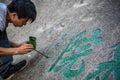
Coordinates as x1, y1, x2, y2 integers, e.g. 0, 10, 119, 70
0, 0, 36, 79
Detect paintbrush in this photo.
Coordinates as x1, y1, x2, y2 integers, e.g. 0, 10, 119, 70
34, 49, 50, 58
29, 36, 50, 58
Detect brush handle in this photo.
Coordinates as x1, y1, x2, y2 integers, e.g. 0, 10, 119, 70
34, 49, 50, 58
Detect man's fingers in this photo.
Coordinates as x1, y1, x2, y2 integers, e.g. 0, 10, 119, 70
23, 44, 34, 48
28, 49, 33, 52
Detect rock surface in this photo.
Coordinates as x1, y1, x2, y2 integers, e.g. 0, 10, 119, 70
1, 0, 120, 80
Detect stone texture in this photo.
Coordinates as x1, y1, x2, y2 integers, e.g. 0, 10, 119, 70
2, 0, 120, 80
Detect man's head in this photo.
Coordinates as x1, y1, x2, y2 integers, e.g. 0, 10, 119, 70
7, 0, 37, 27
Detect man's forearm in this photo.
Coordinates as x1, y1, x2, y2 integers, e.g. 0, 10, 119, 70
0, 47, 18, 56
10, 41, 20, 47
0, 43, 34, 56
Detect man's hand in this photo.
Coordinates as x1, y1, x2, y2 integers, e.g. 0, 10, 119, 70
0, 43, 34, 56
15, 43, 34, 54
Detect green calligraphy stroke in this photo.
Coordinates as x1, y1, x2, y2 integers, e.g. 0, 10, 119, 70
48, 29, 102, 79
86, 42, 120, 80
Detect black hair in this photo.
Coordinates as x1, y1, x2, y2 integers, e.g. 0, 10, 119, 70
8, 0, 37, 23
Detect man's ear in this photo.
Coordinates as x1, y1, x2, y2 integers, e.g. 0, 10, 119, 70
11, 12, 17, 19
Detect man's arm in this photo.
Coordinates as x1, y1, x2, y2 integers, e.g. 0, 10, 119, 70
10, 41, 21, 47
10, 41, 29, 47
0, 47, 18, 56
0, 43, 34, 56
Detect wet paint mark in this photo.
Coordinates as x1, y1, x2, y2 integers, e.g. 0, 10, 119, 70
53, 32, 68, 50
54, 49, 92, 78
86, 42, 120, 80
61, 32, 68, 40
90, 29, 102, 45
48, 30, 87, 72
48, 29, 102, 78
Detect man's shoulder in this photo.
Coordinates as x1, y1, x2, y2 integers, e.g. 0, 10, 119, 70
0, 3, 7, 11
0, 3, 7, 32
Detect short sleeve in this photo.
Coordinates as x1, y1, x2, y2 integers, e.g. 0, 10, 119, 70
0, 19, 5, 31
0, 3, 7, 32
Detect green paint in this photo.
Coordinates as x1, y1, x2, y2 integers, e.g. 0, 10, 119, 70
89, 29, 102, 45
54, 49, 92, 73
63, 31, 87, 53
101, 69, 112, 80
29, 36, 36, 49
95, 76, 100, 80
34, 49, 50, 58
48, 29, 102, 78
62, 60, 85, 78
48, 30, 87, 72
54, 32, 68, 50
76, 44, 91, 51
86, 42, 120, 80
53, 49, 92, 78
61, 32, 68, 40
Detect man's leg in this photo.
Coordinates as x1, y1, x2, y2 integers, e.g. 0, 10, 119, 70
0, 58, 27, 80
0, 56, 13, 73
0, 56, 13, 79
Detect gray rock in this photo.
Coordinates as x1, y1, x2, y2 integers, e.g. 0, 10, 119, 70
5, 0, 120, 80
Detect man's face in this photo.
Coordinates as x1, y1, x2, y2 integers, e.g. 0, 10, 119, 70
10, 13, 28, 27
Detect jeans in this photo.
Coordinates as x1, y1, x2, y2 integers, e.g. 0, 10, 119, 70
0, 30, 13, 75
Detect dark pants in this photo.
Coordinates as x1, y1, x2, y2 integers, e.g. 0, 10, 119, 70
0, 30, 13, 75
